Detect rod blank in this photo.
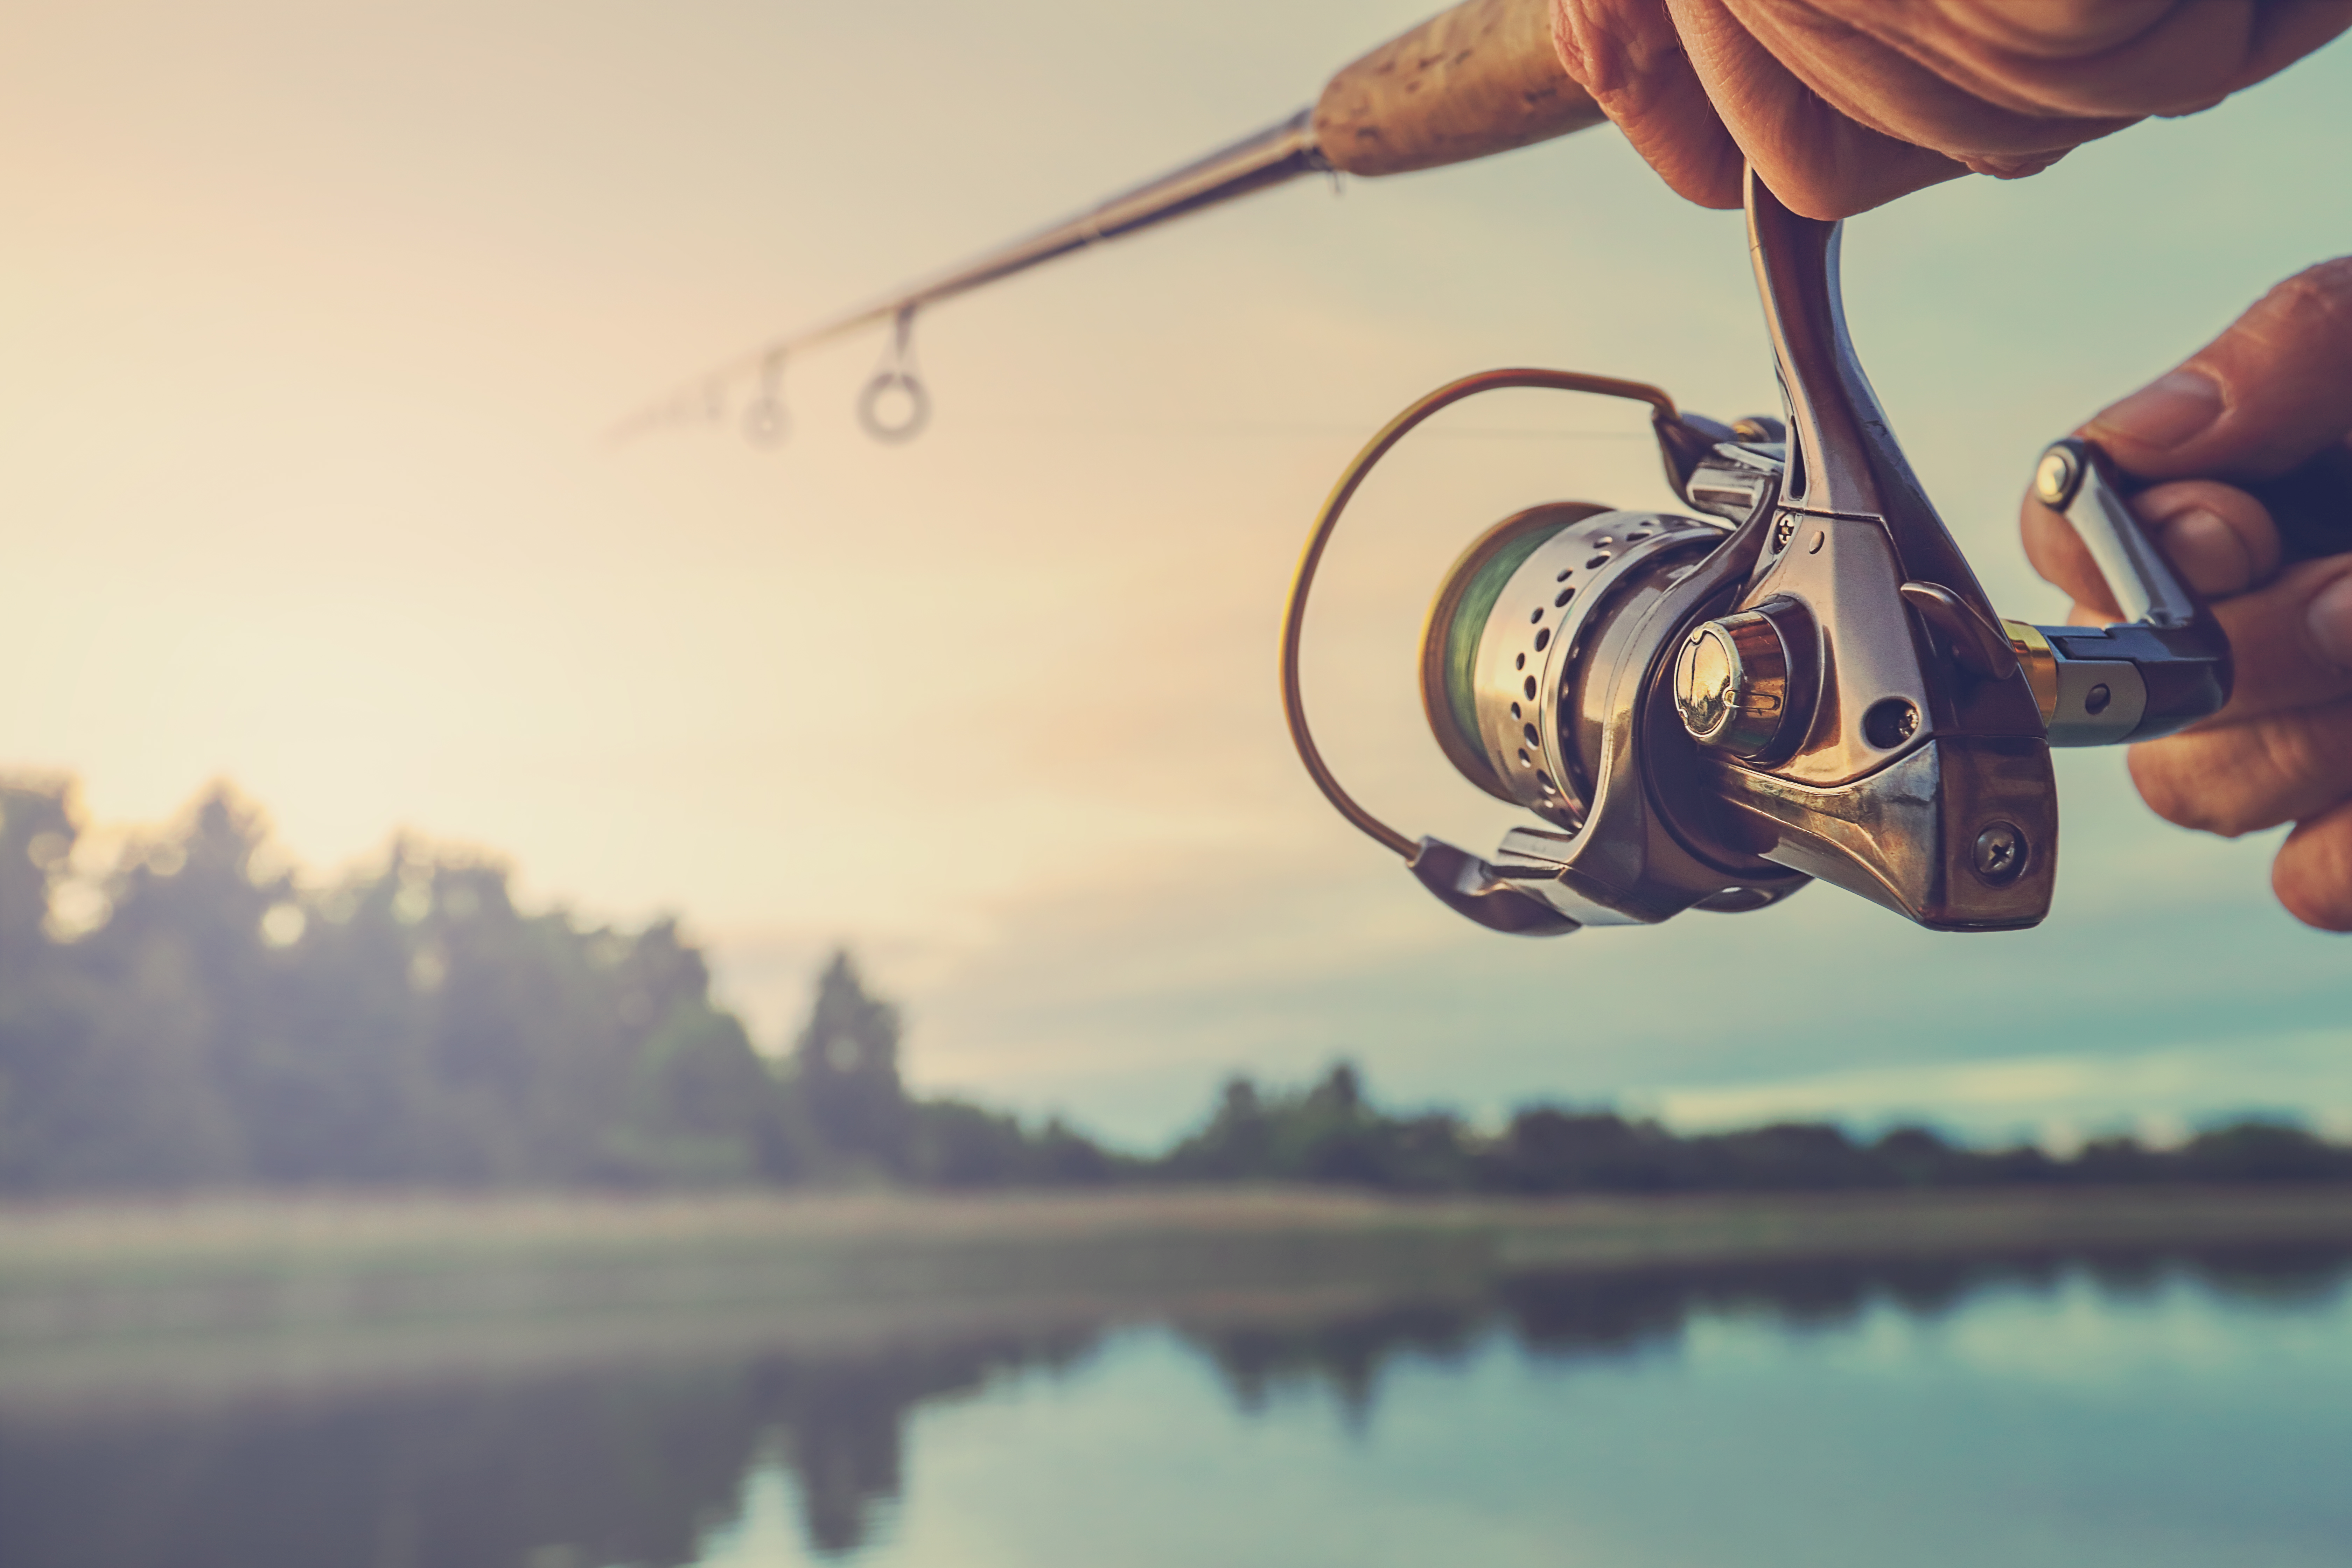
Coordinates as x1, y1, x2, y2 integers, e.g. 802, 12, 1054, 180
614, 0, 1606, 442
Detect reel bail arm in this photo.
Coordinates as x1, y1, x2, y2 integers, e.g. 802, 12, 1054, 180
1278, 369, 1729, 937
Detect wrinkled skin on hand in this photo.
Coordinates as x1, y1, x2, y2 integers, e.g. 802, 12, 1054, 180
1551, 0, 2352, 218
2021, 259, 2352, 931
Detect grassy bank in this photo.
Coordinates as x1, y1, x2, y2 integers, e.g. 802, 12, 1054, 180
7, 1186, 2351, 1411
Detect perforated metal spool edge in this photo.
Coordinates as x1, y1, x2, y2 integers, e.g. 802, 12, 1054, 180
1417, 502, 1614, 804
1471, 510, 1731, 829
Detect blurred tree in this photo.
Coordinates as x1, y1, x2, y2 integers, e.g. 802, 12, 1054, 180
0, 778, 799, 1192
2, 774, 2348, 1198
903, 1100, 1125, 1187
1482, 1109, 1686, 1193
0, 785, 253, 1188
2177, 1121, 2352, 1182
788, 952, 910, 1176
1161, 1063, 1472, 1190
1687, 1122, 1878, 1190
0, 783, 92, 1186
604, 999, 788, 1185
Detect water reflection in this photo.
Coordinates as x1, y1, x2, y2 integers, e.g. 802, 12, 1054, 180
0, 1331, 1098, 1567
1194, 1248, 2352, 1426
2, 1247, 2345, 1567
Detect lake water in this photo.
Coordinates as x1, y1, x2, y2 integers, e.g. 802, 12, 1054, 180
5, 1250, 2349, 1567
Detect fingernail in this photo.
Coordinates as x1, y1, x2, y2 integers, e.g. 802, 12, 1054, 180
2307, 575, 2352, 668
2092, 369, 2223, 449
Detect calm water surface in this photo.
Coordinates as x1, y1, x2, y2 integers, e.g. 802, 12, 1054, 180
6, 1252, 2349, 1567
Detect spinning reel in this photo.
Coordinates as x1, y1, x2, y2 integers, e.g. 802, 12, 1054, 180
1282, 171, 2232, 936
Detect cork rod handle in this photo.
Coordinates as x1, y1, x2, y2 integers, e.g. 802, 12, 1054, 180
1314, 0, 1606, 177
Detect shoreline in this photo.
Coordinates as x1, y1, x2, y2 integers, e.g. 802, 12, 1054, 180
6, 1185, 2350, 1413
10, 1182, 2352, 1285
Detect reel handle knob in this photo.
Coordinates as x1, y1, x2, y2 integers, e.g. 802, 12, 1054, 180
2011, 438, 2233, 746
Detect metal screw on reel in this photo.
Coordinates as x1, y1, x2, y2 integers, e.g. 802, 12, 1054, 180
857, 307, 931, 444
743, 350, 790, 449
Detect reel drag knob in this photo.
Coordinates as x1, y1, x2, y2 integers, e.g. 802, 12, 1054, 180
1672, 605, 1804, 761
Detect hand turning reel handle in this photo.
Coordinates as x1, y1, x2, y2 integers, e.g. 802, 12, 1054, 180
1281, 169, 2233, 936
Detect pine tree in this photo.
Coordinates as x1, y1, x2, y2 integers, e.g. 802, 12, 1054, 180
789, 951, 909, 1174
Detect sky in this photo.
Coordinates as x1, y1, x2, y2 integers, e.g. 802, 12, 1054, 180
4, 0, 2349, 1149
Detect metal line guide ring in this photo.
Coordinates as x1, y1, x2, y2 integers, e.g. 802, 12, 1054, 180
858, 307, 932, 444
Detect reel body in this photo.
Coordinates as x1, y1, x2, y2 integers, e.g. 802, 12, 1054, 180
1282, 170, 2233, 937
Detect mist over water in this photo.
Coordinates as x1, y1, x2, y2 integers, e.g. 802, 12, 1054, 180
8, 1247, 2348, 1568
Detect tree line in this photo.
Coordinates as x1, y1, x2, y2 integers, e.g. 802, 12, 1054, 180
1, 778, 2344, 1195
1162, 1063, 2352, 1191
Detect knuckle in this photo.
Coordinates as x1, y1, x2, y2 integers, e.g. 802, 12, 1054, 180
1548, 0, 1602, 81
2275, 814, 2352, 933
2254, 713, 2319, 785
2127, 741, 2230, 833
2261, 260, 2352, 346
2142, 706, 2352, 838
2129, 720, 2312, 839
2231, 719, 2328, 832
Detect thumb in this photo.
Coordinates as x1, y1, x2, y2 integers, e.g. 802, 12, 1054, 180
2084, 258, 2352, 483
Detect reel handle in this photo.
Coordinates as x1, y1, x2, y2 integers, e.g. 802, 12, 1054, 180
2007, 438, 2232, 746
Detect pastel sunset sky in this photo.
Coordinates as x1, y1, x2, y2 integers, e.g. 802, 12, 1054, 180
6, 0, 2348, 1146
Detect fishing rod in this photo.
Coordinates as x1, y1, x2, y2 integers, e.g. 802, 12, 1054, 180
626, 1, 2352, 937
612, 0, 1604, 446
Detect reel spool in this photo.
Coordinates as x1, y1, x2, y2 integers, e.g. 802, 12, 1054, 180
1423, 503, 1736, 828
1282, 171, 2234, 939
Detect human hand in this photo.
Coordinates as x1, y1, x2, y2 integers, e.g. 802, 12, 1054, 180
1550, 1, 2352, 218
2021, 259, 2352, 929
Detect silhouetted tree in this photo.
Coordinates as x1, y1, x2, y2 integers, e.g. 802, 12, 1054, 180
4, 775, 2351, 1199
787, 951, 910, 1176
0, 779, 793, 1192
1483, 1109, 1686, 1192
2177, 1121, 2352, 1182
1160, 1064, 1474, 1190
